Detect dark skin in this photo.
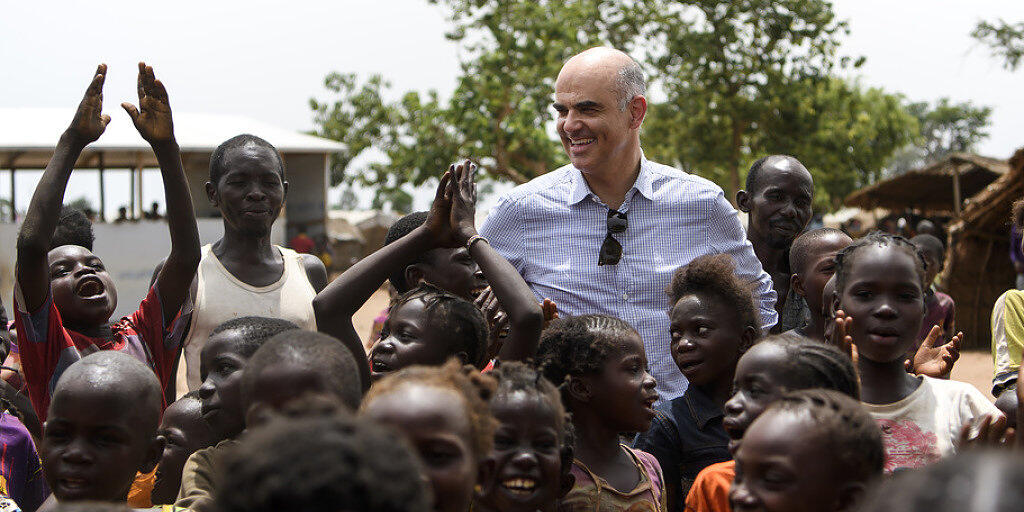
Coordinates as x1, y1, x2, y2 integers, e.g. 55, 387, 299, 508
723, 343, 805, 453
669, 293, 757, 406
736, 157, 814, 319
362, 384, 486, 512
568, 332, 658, 494
406, 247, 487, 301
368, 298, 463, 382
18, 63, 200, 334
730, 410, 863, 512
40, 379, 162, 503
151, 397, 214, 505
789, 232, 852, 341
476, 391, 564, 512
315, 161, 543, 379
196, 329, 248, 441
244, 361, 349, 427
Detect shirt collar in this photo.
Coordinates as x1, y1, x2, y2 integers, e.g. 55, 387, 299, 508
683, 385, 724, 430
568, 154, 656, 206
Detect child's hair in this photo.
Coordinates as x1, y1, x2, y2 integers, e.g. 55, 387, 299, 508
383, 211, 429, 292
1013, 199, 1024, 231
209, 134, 286, 185
760, 333, 860, 399
241, 330, 363, 410
536, 314, 638, 398
666, 254, 759, 348
390, 283, 490, 368
834, 231, 928, 294
855, 450, 1024, 512
766, 389, 883, 483
362, 360, 498, 459
51, 206, 95, 251
51, 504, 133, 512
789, 227, 849, 275
216, 414, 431, 512
910, 234, 945, 262
209, 316, 299, 359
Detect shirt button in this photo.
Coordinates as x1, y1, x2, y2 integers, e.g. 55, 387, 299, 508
622, 293, 629, 301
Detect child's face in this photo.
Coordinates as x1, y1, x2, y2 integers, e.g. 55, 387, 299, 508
723, 343, 795, 453
838, 246, 925, 363
47, 245, 117, 329
669, 293, 749, 389
417, 248, 488, 301
918, 247, 943, 284
244, 360, 340, 427
208, 147, 285, 236
41, 385, 161, 502
481, 390, 563, 512
794, 234, 851, 317
730, 410, 849, 512
584, 332, 658, 433
197, 329, 249, 440
151, 398, 214, 504
369, 299, 456, 382
362, 384, 478, 512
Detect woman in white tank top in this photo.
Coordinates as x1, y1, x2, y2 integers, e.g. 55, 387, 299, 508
166, 134, 328, 396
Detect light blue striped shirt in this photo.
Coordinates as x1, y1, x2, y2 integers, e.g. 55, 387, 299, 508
480, 156, 777, 400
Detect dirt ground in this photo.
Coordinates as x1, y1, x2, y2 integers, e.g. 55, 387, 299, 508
352, 287, 997, 401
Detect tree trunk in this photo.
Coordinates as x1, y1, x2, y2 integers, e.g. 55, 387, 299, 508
728, 117, 744, 204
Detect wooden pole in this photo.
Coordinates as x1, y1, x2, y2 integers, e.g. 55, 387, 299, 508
952, 163, 963, 218
98, 152, 106, 222
8, 167, 14, 223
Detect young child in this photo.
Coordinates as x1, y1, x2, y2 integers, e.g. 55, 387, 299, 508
729, 389, 884, 512
215, 414, 431, 512
38, 352, 164, 505
634, 254, 759, 512
473, 361, 573, 512
14, 63, 200, 421
360, 361, 497, 512
0, 397, 48, 512
909, 235, 955, 349
240, 329, 364, 427
786, 228, 853, 342
685, 333, 860, 512
149, 392, 214, 505
316, 161, 543, 380
175, 317, 297, 512
832, 232, 999, 472
537, 315, 665, 512
992, 200, 1024, 425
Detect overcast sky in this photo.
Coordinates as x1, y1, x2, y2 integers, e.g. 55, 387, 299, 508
2, 0, 1021, 214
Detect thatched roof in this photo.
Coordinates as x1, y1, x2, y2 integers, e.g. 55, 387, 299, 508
845, 153, 1009, 213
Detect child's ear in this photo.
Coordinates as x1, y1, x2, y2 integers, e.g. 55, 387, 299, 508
835, 481, 867, 512
205, 181, 218, 207
567, 375, 592, 403
140, 434, 165, 474
740, 325, 758, 350
736, 190, 751, 213
790, 273, 806, 298
405, 265, 425, 288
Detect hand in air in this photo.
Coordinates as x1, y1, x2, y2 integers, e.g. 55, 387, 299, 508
909, 325, 962, 379
830, 309, 856, 364
67, 64, 111, 145
122, 62, 175, 144
448, 159, 480, 245
423, 168, 459, 248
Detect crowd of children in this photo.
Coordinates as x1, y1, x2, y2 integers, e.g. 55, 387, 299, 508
0, 62, 1021, 512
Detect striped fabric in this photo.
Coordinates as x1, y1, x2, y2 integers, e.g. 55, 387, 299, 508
480, 157, 777, 400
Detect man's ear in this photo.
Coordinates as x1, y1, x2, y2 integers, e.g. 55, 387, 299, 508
567, 375, 592, 403
791, 273, 806, 298
205, 181, 218, 207
736, 190, 751, 213
140, 434, 166, 474
628, 96, 647, 130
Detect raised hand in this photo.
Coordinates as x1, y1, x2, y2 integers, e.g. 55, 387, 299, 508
122, 62, 175, 145
423, 169, 461, 248
910, 325, 962, 378
449, 159, 479, 245
67, 64, 111, 146
830, 309, 856, 363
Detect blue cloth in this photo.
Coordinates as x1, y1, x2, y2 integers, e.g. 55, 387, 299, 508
480, 157, 777, 399
633, 386, 732, 511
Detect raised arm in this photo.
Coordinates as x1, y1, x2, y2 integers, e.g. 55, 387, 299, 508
16, 65, 111, 313
449, 161, 543, 362
122, 62, 201, 322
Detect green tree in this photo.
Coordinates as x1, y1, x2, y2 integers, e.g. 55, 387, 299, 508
972, 19, 1024, 71
888, 98, 992, 174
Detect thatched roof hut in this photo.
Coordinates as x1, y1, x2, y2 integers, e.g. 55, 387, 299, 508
846, 153, 1009, 216
940, 148, 1024, 349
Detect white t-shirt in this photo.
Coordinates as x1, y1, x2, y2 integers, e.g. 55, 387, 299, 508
863, 376, 998, 473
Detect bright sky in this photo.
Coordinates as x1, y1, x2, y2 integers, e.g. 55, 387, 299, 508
1, 0, 1021, 214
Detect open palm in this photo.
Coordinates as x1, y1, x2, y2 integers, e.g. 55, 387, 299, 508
122, 62, 174, 144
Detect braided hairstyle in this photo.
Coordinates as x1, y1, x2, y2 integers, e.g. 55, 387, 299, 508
763, 333, 860, 399
667, 254, 760, 353
834, 231, 929, 297
362, 359, 498, 459
536, 314, 639, 403
389, 283, 490, 369
763, 389, 883, 483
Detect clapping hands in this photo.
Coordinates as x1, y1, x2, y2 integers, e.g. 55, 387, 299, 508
65, 62, 175, 147
66, 64, 111, 146
424, 159, 480, 248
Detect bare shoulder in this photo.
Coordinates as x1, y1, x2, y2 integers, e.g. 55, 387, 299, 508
300, 253, 328, 293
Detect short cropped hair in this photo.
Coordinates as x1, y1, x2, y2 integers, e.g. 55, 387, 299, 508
209, 316, 299, 359
910, 234, 945, 263
667, 254, 760, 349
51, 206, 95, 251
789, 228, 851, 276
209, 134, 285, 186
217, 414, 431, 512
615, 58, 646, 110
383, 211, 429, 292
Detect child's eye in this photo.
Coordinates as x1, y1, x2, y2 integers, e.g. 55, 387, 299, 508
493, 434, 516, 450
696, 326, 711, 337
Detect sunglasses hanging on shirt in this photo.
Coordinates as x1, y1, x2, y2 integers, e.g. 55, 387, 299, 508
599, 210, 628, 266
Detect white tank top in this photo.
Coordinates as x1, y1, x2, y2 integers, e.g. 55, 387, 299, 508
175, 244, 317, 396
